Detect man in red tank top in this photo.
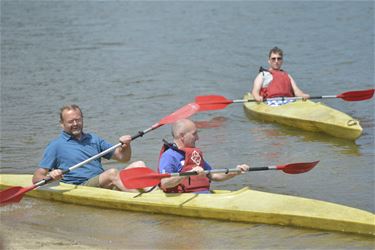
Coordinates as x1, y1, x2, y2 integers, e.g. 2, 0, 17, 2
252, 47, 310, 103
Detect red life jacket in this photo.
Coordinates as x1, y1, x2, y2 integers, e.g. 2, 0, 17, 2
260, 69, 294, 98
158, 142, 211, 193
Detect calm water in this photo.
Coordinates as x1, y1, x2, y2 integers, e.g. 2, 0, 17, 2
1, 1, 374, 249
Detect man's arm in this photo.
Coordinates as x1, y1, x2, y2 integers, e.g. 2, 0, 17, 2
289, 74, 310, 99
111, 135, 132, 162
160, 176, 186, 189
160, 166, 206, 189
252, 73, 264, 102
32, 167, 63, 184
210, 164, 249, 182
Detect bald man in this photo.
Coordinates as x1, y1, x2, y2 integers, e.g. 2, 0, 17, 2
158, 119, 250, 193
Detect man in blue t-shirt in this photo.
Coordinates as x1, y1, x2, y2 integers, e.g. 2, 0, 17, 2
32, 104, 145, 191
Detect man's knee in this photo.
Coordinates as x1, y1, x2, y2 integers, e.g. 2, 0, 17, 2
126, 161, 146, 169
105, 168, 119, 179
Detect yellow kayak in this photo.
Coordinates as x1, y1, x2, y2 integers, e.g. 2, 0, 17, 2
1, 174, 374, 236
242, 93, 363, 140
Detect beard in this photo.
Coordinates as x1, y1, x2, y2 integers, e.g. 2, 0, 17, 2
70, 127, 82, 136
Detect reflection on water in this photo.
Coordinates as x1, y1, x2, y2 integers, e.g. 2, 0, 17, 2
194, 116, 228, 129
245, 115, 361, 156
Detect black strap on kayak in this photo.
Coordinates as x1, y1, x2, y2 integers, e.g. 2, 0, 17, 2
133, 185, 158, 197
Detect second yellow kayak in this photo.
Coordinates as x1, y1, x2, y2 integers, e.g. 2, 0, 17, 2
243, 93, 362, 140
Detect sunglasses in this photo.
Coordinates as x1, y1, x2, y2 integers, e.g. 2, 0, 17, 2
271, 57, 283, 61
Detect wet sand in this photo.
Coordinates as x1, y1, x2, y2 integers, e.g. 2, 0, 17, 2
0, 223, 107, 250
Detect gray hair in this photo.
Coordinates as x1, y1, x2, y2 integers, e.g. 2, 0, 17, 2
59, 104, 82, 122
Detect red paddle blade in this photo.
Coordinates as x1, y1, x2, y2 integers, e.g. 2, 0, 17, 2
277, 161, 319, 174
195, 95, 233, 111
337, 89, 374, 101
0, 185, 37, 206
158, 103, 200, 126
195, 95, 230, 104
120, 167, 171, 189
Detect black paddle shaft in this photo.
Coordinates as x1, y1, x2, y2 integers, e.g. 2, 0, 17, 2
171, 166, 275, 177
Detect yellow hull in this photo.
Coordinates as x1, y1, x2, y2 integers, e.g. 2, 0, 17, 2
1, 174, 374, 236
243, 93, 362, 140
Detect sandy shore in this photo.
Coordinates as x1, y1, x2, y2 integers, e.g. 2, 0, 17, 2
0, 223, 107, 250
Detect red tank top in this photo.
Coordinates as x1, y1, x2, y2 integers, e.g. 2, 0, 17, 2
260, 70, 294, 98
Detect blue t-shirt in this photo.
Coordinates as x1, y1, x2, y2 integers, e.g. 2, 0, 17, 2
39, 131, 114, 184
159, 148, 212, 174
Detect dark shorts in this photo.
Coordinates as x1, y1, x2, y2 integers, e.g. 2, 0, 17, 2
82, 175, 100, 187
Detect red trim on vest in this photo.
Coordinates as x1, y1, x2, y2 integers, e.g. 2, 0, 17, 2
260, 70, 294, 98
158, 145, 210, 193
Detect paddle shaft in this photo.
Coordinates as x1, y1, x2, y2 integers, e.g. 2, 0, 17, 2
198, 89, 375, 108
198, 97, 312, 106
169, 166, 279, 177
231, 96, 337, 103
119, 161, 318, 189
132, 102, 199, 140
131, 123, 161, 140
